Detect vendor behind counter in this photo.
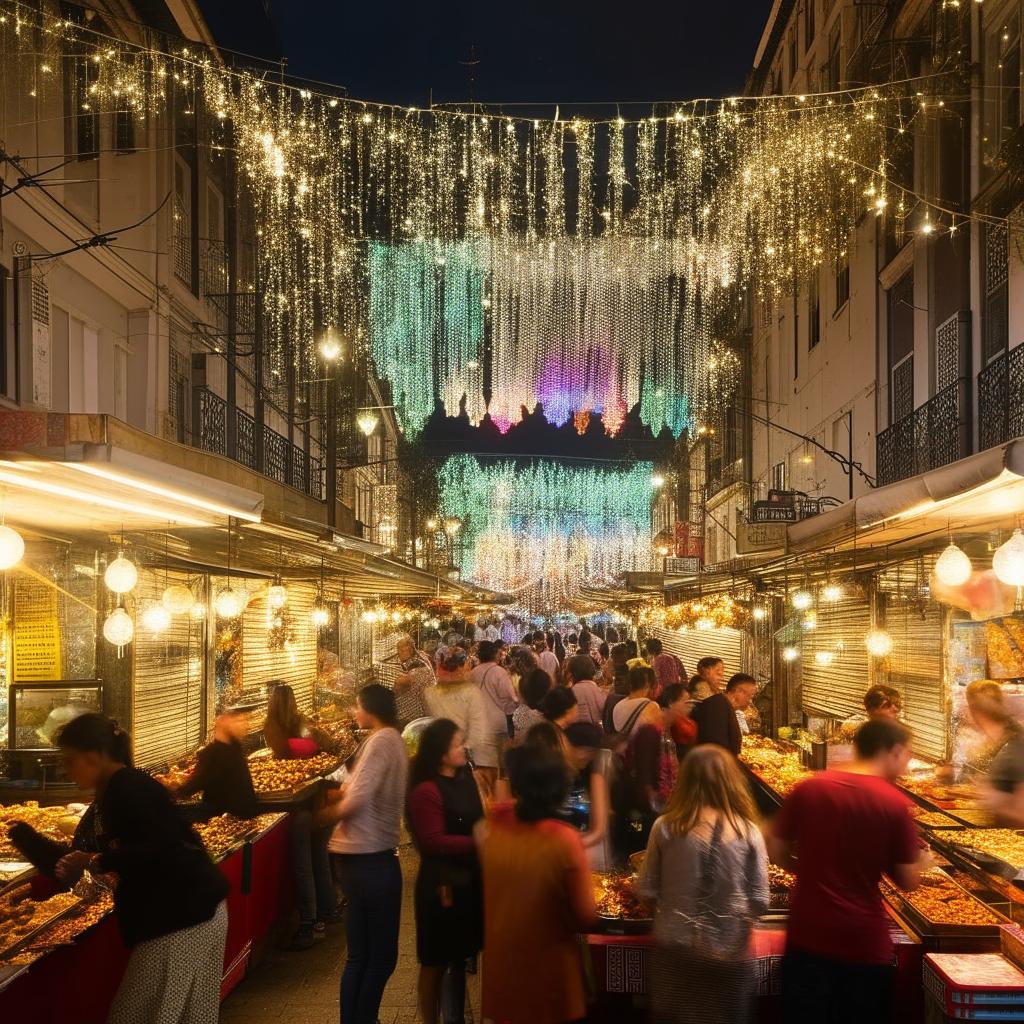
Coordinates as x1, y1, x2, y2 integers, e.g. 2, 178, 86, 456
173, 710, 258, 821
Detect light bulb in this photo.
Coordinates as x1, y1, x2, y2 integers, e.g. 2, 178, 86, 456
425, 517, 440, 531
782, 646, 799, 662
162, 584, 194, 615
311, 603, 330, 627
215, 587, 246, 619
651, 473, 666, 489
267, 583, 288, 609
935, 542, 972, 587
104, 554, 138, 594
993, 529, 1024, 587
319, 333, 342, 361
814, 650, 834, 666
362, 610, 378, 623
822, 584, 843, 602
752, 607, 767, 621
791, 589, 813, 610
103, 607, 134, 648
391, 611, 402, 623
0, 525, 25, 570
356, 410, 379, 436
142, 602, 172, 633
865, 629, 893, 658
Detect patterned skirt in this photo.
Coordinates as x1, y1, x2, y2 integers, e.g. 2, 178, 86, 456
650, 943, 755, 1024
107, 901, 228, 1024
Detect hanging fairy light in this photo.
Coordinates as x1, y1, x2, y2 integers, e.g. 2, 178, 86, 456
822, 583, 843, 602
865, 629, 894, 658
103, 607, 134, 651
0, 524, 25, 570
189, 601, 208, 620
935, 542, 972, 587
782, 646, 800, 662
311, 602, 330, 627
104, 553, 138, 595
791, 589, 813, 611
267, 580, 288, 609
141, 601, 172, 634
215, 587, 247, 620
752, 606, 768, 621
356, 410, 380, 437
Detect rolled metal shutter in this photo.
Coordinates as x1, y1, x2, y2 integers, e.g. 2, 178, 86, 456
886, 603, 946, 762
800, 599, 871, 719
655, 626, 744, 680
132, 569, 205, 769
241, 584, 318, 715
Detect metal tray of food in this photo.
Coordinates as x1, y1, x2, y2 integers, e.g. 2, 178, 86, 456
0, 890, 80, 962
593, 873, 653, 935
931, 830, 1024, 883
881, 872, 1006, 937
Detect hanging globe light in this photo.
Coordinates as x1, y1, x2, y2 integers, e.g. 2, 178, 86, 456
356, 410, 380, 437
104, 554, 138, 594
0, 524, 25, 570
162, 584, 194, 615
311, 602, 330, 627
215, 587, 247, 619
822, 583, 843, 602
141, 602, 171, 634
267, 582, 288, 609
103, 607, 134, 648
752, 606, 767, 621
782, 646, 799, 662
935, 542, 972, 587
993, 529, 1024, 587
791, 589, 813, 610
362, 610, 378, 624
865, 629, 894, 658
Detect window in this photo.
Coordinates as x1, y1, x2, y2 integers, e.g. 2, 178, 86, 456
772, 460, 788, 492
984, 222, 1009, 364
835, 254, 850, 311
888, 272, 915, 422
64, 50, 99, 160
805, 0, 816, 51
808, 274, 821, 349
983, 8, 1021, 168
173, 157, 193, 286
114, 109, 135, 152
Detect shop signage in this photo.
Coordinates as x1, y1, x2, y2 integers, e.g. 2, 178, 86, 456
751, 502, 798, 523
13, 578, 61, 681
664, 556, 702, 575
736, 522, 788, 555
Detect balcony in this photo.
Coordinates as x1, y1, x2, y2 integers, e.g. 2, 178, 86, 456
193, 388, 323, 500
978, 346, 1024, 452
876, 378, 970, 487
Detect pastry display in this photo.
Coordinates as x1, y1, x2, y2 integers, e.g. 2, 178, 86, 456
945, 829, 1024, 869
0, 890, 78, 959
594, 874, 652, 921
740, 736, 813, 796
0, 802, 78, 859
246, 751, 340, 794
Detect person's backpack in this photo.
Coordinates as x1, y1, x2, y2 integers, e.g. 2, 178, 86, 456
603, 697, 653, 757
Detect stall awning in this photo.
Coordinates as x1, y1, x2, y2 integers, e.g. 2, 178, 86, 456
788, 439, 1024, 555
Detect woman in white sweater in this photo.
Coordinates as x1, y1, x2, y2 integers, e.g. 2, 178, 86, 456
425, 648, 491, 789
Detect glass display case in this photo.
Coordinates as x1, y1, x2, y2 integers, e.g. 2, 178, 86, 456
8, 681, 103, 752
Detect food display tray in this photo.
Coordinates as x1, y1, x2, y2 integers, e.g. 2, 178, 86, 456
931, 832, 1024, 884
882, 876, 1006, 939
0, 895, 80, 963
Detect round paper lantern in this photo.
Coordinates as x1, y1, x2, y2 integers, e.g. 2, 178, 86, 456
935, 543, 972, 587
141, 602, 171, 633
215, 587, 246, 619
865, 629, 893, 658
752, 607, 767, 621
993, 529, 1024, 587
104, 555, 138, 594
162, 584, 194, 615
782, 646, 799, 662
267, 583, 288, 610
791, 590, 813, 610
0, 525, 25, 570
103, 607, 134, 648
822, 584, 843, 602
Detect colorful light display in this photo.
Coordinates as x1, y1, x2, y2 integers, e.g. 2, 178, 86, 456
437, 455, 654, 611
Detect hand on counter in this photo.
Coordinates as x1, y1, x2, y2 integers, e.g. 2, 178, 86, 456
55, 850, 94, 884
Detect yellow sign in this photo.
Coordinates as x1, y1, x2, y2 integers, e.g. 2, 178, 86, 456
13, 578, 61, 681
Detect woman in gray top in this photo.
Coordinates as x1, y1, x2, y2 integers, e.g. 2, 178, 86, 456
639, 745, 768, 1024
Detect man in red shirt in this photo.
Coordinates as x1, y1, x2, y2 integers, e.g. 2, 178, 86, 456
770, 719, 923, 1023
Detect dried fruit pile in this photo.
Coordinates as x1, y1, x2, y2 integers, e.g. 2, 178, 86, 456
247, 752, 339, 794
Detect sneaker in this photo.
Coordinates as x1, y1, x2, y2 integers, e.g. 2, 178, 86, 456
312, 920, 326, 940
286, 927, 315, 951
321, 904, 345, 925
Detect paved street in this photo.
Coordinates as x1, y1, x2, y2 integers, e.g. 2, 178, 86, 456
219, 846, 480, 1024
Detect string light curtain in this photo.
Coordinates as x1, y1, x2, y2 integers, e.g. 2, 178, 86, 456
437, 454, 654, 611
0, 0, 965, 433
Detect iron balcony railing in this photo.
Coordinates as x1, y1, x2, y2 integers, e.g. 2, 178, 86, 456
876, 377, 970, 487
978, 346, 1024, 452
192, 387, 323, 500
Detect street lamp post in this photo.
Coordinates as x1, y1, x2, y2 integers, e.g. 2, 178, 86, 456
320, 331, 342, 528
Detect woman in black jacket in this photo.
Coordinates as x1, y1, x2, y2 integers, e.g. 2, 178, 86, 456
52, 714, 229, 1024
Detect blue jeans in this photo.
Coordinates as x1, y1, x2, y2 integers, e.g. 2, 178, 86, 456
290, 808, 336, 929
333, 850, 402, 1024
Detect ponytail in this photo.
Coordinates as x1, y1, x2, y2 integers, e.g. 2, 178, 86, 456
57, 713, 134, 768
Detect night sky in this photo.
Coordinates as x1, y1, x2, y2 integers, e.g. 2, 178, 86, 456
215, 1, 771, 112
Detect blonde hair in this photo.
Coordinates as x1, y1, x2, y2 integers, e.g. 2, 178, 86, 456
660, 745, 758, 837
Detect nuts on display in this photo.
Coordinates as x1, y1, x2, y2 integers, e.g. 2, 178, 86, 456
0, 803, 78, 859
594, 874, 652, 920
247, 752, 340, 794
946, 829, 1024, 868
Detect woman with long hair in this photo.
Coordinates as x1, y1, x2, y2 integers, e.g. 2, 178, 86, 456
407, 719, 484, 1024
639, 745, 768, 1024
511, 667, 554, 741
966, 680, 1024, 825
50, 715, 229, 1024
477, 734, 596, 1024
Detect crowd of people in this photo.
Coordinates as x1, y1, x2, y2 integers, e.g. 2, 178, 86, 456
5, 620, 973, 1024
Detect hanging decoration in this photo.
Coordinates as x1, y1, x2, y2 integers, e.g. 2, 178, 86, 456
0, 0, 968, 436
104, 553, 138, 595
635, 593, 748, 631
438, 455, 653, 611
0, 524, 25, 571
103, 607, 134, 652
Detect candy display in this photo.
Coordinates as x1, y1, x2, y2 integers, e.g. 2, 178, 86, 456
593, 874, 652, 922
740, 736, 813, 796
246, 752, 340, 794
26, 894, 114, 950
0, 890, 78, 959
910, 809, 960, 828
943, 830, 1024, 869
0, 803, 78, 860
193, 812, 285, 860
889, 870, 1003, 927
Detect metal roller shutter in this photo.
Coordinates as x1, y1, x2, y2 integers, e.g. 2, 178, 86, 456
886, 603, 946, 762
132, 569, 205, 769
655, 626, 744, 680
241, 584, 318, 715
800, 599, 871, 719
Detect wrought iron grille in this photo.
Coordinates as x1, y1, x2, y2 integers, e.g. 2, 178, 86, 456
308, 456, 323, 500
235, 409, 257, 469
194, 387, 226, 456
876, 378, 969, 486
978, 345, 1024, 451
263, 427, 289, 484
290, 446, 307, 495
984, 223, 1009, 365
172, 193, 192, 285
